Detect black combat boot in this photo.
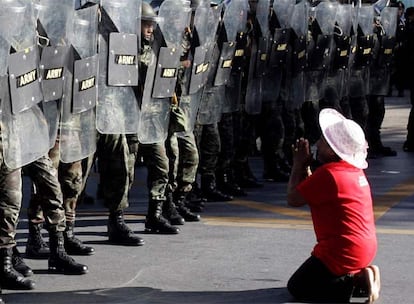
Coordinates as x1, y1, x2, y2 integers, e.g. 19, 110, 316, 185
25, 222, 50, 259
48, 231, 88, 275
145, 200, 180, 234
64, 221, 95, 255
201, 174, 233, 202
185, 183, 206, 212
234, 161, 263, 189
162, 193, 185, 226
216, 169, 247, 197
107, 210, 145, 246
12, 247, 33, 277
173, 192, 201, 222
0, 248, 35, 290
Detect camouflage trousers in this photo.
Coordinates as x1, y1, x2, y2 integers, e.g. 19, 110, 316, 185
0, 136, 22, 248
25, 137, 82, 229
166, 131, 199, 194
140, 142, 169, 201
24, 153, 66, 232
97, 133, 138, 211
193, 122, 220, 181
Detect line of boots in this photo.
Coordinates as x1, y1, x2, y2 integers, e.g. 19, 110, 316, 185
26, 221, 95, 258
1, 231, 88, 291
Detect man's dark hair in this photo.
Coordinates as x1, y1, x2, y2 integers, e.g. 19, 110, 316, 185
405, 7, 414, 19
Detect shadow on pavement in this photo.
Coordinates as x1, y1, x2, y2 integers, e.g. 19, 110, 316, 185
4, 287, 293, 304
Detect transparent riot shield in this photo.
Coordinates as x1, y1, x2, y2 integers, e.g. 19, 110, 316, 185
96, 0, 141, 134
152, 0, 191, 98
290, 1, 308, 75
332, 4, 353, 71
376, 7, 398, 68
0, 1, 49, 169
253, 0, 270, 78
1, 84, 49, 169
187, 1, 210, 95
368, 6, 398, 96
269, 0, 295, 67
197, 84, 225, 125
308, 2, 337, 71
289, 1, 308, 108
200, 4, 222, 89
213, 0, 247, 87
327, 4, 353, 100
306, 2, 337, 102
244, 0, 271, 115
35, 0, 74, 102
59, 4, 99, 163
353, 5, 375, 69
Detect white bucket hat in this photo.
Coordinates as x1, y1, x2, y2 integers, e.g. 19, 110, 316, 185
319, 108, 368, 169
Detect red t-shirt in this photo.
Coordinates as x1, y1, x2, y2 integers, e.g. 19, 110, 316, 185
297, 160, 377, 276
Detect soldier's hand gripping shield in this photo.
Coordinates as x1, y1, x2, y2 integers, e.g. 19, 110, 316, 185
213, 0, 247, 87
59, 3, 99, 163
138, 0, 191, 144
96, 0, 141, 134
269, 0, 295, 68
0, 0, 49, 169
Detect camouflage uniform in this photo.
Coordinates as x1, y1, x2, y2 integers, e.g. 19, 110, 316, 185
24, 153, 66, 233
96, 133, 138, 212
0, 135, 23, 248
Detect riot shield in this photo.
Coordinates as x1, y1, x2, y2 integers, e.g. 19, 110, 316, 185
290, 1, 308, 75
35, 0, 74, 101
253, 0, 270, 78
0, 1, 49, 169
376, 6, 398, 68
197, 84, 225, 125
353, 5, 375, 69
308, 2, 337, 71
187, 1, 210, 95
151, 0, 191, 98
1, 84, 49, 169
269, 0, 295, 67
96, 0, 141, 134
332, 4, 353, 71
289, 1, 308, 107
306, 2, 338, 102
213, 0, 248, 86
59, 4, 99, 163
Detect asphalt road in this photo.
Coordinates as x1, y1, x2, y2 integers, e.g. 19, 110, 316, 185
3, 94, 414, 304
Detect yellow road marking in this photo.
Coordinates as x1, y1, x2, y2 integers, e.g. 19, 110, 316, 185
371, 177, 414, 220
203, 216, 414, 235
228, 200, 312, 220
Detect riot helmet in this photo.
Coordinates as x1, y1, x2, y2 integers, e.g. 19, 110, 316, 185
142, 1, 160, 22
